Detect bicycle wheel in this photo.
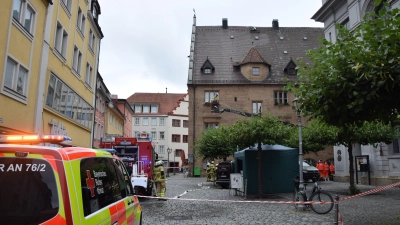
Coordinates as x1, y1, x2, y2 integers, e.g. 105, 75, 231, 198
309, 190, 334, 214
292, 188, 300, 209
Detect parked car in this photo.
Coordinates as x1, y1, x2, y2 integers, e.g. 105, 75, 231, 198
302, 161, 320, 182
0, 134, 142, 225
216, 161, 235, 189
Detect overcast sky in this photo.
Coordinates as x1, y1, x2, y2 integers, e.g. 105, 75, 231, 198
98, 0, 324, 99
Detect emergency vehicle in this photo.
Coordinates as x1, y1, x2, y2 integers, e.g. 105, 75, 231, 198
0, 134, 142, 225
99, 132, 155, 196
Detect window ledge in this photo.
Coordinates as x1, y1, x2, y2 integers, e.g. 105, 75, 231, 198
12, 19, 33, 42
76, 27, 85, 39
88, 46, 94, 55
1, 87, 27, 104
60, 1, 72, 18
53, 49, 66, 63
84, 81, 93, 91
71, 68, 81, 78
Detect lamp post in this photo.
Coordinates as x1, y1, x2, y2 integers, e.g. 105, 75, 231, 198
173, 149, 176, 175
167, 147, 172, 177
293, 98, 305, 211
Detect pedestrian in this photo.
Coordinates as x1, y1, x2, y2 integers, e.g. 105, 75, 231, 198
324, 161, 330, 181
317, 160, 324, 181
330, 162, 335, 181
153, 160, 167, 200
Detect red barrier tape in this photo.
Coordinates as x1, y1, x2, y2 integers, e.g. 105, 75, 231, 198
339, 181, 400, 201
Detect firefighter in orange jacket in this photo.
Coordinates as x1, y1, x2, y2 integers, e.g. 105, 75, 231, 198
329, 162, 335, 181
317, 160, 324, 181
324, 161, 330, 181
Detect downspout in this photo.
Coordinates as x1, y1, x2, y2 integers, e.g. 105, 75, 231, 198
91, 84, 98, 147
192, 83, 196, 176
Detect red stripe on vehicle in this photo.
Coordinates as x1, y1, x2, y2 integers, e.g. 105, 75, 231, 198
109, 205, 118, 223
41, 214, 66, 225
66, 151, 96, 160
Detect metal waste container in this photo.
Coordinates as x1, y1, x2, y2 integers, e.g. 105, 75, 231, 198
194, 166, 200, 177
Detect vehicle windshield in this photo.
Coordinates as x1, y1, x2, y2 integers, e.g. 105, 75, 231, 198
302, 161, 311, 167
0, 158, 59, 225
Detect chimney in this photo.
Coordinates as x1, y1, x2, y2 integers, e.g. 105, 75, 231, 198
111, 94, 118, 99
272, 19, 279, 30
222, 18, 228, 29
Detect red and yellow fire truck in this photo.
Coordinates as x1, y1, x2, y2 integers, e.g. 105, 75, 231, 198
99, 132, 156, 196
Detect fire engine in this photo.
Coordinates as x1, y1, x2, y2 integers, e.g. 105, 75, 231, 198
99, 132, 156, 196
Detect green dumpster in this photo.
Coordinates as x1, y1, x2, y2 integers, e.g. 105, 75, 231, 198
194, 166, 200, 177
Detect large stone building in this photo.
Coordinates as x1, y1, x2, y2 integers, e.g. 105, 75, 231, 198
186, 16, 328, 176
0, 0, 104, 147
312, 0, 400, 185
127, 93, 188, 172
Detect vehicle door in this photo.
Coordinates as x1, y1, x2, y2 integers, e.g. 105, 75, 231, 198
79, 157, 122, 225
113, 158, 140, 224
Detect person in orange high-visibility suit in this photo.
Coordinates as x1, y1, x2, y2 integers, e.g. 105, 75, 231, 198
316, 160, 324, 181
329, 162, 335, 181
323, 161, 330, 181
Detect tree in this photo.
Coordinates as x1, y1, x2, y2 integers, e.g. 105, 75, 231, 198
283, 118, 339, 154
285, 0, 400, 194
229, 114, 292, 198
194, 125, 236, 161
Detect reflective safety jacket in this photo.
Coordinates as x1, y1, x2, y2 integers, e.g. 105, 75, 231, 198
153, 166, 166, 182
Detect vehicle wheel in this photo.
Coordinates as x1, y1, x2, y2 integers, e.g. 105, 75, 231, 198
292, 188, 300, 210
309, 190, 334, 214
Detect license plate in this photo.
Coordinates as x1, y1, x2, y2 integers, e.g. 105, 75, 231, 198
221, 175, 226, 177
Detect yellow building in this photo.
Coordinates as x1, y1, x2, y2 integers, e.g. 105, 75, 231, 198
0, 0, 104, 147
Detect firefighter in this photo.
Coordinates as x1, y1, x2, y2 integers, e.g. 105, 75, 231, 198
317, 160, 324, 181
329, 162, 335, 181
154, 160, 167, 200
209, 161, 216, 182
324, 161, 330, 181
206, 163, 211, 181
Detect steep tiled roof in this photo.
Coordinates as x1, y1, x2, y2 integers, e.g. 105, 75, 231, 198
189, 26, 324, 85
126, 93, 187, 115
241, 47, 270, 66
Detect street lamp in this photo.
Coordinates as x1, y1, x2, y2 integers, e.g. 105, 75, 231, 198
293, 98, 305, 211
167, 147, 172, 177
173, 149, 176, 175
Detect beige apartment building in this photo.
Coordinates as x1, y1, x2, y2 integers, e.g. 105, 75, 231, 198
0, 0, 103, 147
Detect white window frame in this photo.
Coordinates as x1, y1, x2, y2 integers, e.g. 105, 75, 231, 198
60, 0, 72, 15
88, 29, 96, 53
204, 68, 211, 74
159, 131, 165, 140
252, 102, 262, 114
151, 117, 157, 126
12, 0, 36, 38
72, 46, 82, 76
151, 105, 158, 113
54, 22, 68, 60
85, 63, 92, 88
142, 118, 149, 126
252, 67, 260, 75
134, 117, 140, 125
151, 131, 157, 140
143, 105, 150, 113
76, 7, 86, 37
3, 56, 29, 97
159, 145, 165, 154
135, 105, 142, 113
205, 91, 219, 103
159, 117, 165, 126
274, 91, 288, 105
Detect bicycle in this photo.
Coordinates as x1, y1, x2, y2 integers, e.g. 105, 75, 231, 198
292, 177, 334, 214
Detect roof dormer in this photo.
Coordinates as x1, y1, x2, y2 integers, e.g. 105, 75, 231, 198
201, 57, 215, 75
284, 58, 297, 76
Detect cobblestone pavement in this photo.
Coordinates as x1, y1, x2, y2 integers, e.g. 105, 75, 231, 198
139, 174, 400, 225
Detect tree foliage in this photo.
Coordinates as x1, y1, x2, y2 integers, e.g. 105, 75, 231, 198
193, 125, 236, 161
285, 0, 400, 194
286, 1, 400, 127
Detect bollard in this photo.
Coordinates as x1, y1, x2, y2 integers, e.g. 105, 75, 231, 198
334, 194, 339, 225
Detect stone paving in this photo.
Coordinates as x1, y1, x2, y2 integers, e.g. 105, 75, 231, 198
139, 173, 400, 225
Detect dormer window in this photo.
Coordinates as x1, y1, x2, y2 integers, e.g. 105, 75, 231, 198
201, 57, 215, 75
284, 58, 297, 76
252, 67, 260, 75
91, 0, 100, 22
